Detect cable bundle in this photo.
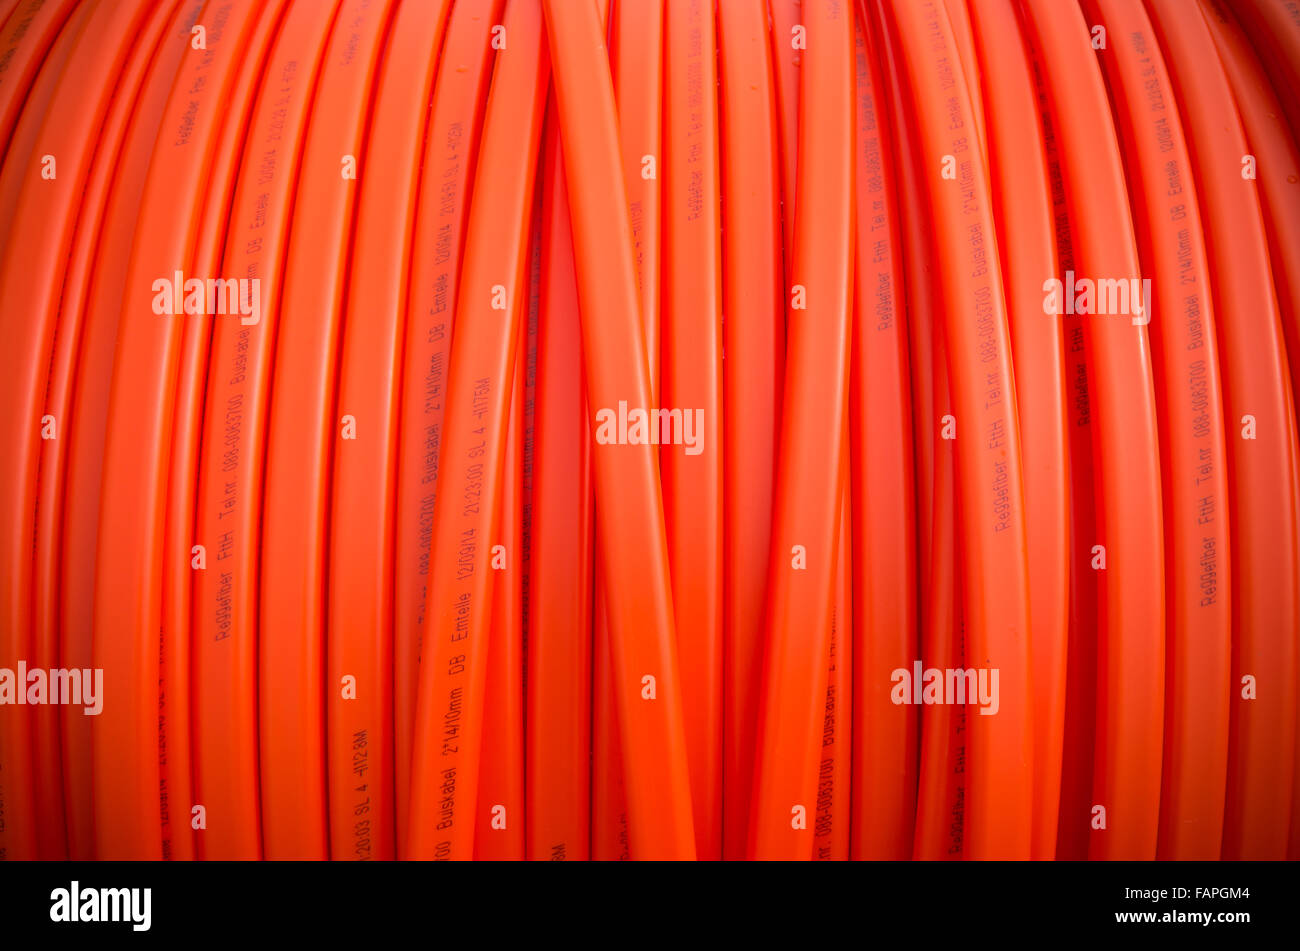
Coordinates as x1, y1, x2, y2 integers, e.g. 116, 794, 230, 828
0, 0, 1297, 862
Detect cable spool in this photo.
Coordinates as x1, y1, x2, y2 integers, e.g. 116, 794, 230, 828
0, 0, 1296, 863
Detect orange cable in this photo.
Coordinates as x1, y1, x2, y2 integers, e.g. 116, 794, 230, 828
748, 0, 853, 861
392, 0, 501, 855
406, 0, 550, 861
542, 0, 696, 859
